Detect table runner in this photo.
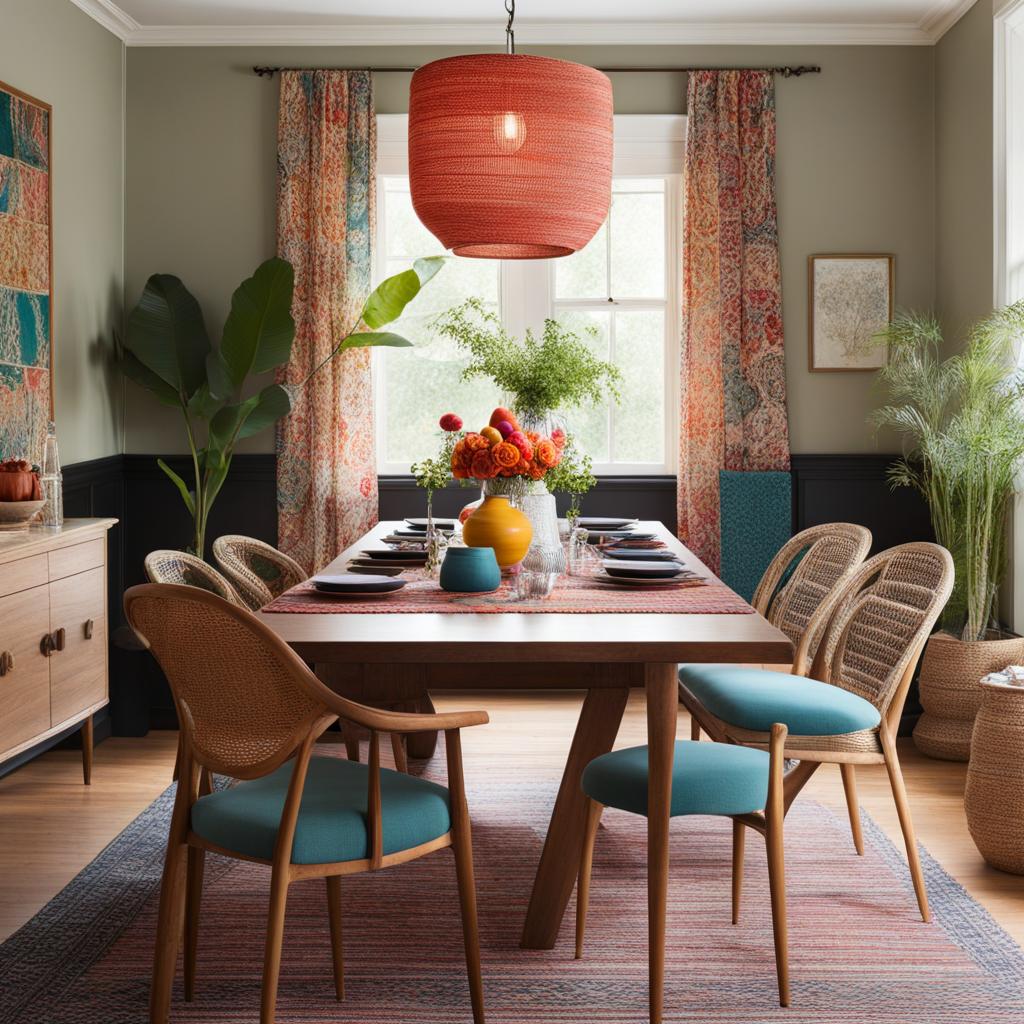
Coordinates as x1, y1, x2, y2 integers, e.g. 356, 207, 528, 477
264, 572, 754, 615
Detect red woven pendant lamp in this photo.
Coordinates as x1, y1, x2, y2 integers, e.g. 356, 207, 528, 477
408, 1, 613, 259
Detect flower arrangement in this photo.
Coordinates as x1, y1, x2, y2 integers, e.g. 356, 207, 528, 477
448, 406, 565, 485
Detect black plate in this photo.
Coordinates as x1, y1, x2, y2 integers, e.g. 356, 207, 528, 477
360, 549, 429, 562
576, 517, 638, 530
405, 518, 457, 531
593, 572, 702, 588
312, 574, 407, 595
602, 561, 685, 579
602, 548, 679, 561
587, 531, 657, 544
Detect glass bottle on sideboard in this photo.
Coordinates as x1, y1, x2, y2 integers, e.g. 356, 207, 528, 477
40, 420, 63, 527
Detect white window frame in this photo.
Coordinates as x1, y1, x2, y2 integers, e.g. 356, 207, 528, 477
374, 113, 685, 477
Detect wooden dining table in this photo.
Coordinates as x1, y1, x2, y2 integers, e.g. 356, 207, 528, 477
260, 520, 791, 1018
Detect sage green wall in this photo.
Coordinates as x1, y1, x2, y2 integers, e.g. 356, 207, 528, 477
125, 44, 936, 456
0, 0, 124, 465
935, 0, 994, 336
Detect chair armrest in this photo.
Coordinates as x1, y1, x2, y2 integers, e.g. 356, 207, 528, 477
317, 687, 489, 734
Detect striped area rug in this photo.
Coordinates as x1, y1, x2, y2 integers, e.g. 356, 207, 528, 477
3, 747, 1024, 1023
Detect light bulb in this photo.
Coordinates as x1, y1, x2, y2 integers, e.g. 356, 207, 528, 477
493, 111, 526, 154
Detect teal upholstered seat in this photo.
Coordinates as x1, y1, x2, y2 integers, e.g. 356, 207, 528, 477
191, 756, 451, 865
582, 740, 770, 817
679, 665, 881, 736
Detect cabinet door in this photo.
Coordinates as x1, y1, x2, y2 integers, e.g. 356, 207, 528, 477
0, 585, 51, 757
49, 567, 106, 727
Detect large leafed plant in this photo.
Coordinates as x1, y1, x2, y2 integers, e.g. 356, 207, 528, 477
119, 256, 442, 556
872, 304, 1024, 641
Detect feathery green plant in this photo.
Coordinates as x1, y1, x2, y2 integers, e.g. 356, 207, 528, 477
431, 298, 622, 423
871, 304, 1024, 640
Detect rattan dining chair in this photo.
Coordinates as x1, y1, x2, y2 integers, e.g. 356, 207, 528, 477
144, 549, 240, 604
212, 535, 306, 612
124, 583, 488, 1024
576, 723, 792, 1010
679, 542, 954, 924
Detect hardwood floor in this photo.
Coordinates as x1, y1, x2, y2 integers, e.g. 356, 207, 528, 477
1, 689, 1023, 946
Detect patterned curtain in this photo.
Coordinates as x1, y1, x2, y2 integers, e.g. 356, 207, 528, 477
275, 70, 377, 573
678, 70, 790, 574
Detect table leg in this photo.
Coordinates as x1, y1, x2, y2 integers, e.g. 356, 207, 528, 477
646, 663, 678, 1024
520, 684, 629, 950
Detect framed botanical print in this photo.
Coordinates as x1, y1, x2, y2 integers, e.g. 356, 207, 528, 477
0, 79, 52, 463
808, 254, 894, 372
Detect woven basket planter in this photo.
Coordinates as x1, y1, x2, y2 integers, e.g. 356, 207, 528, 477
965, 680, 1024, 874
913, 630, 1024, 761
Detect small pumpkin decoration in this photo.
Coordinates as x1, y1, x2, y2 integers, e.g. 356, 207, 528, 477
0, 459, 42, 502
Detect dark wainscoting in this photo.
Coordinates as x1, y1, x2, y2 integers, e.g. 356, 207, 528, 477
47, 450, 930, 745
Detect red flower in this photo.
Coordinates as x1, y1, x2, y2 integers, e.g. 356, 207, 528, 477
551, 428, 567, 450
439, 412, 463, 432
470, 448, 499, 479
507, 430, 534, 461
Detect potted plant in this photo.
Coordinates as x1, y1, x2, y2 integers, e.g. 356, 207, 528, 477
119, 256, 442, 556
430, 297, 619, 516
872, 305, 1024, 759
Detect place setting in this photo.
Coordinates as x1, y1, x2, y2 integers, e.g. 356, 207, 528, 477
380, 517, 458, 545
592, 554, 707, 590
309, 572, 409, 598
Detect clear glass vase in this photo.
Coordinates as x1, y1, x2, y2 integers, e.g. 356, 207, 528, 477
423, 493, 448, 579
40, 420, 63, 527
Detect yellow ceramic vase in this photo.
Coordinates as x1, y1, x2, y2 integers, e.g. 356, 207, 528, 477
462, 495, 532, 571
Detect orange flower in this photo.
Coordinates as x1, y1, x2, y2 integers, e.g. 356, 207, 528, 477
534, 438, 559, 468
470, 448, 498, 479
524, 459, 546, 480
492, 441, 521, 469
465, 432, 491, 453
525, 430, 541, 445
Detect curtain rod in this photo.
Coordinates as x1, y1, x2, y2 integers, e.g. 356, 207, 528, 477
253, 64, 820, 78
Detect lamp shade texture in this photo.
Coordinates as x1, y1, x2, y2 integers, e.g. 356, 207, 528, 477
408, 53, 614, 259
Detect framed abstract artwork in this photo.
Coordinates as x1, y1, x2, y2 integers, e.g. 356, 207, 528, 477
808, 254, 894, 372
0, 79, 52, 462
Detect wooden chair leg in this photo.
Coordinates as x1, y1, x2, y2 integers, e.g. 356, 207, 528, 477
731, 819, 745, 925
390, 732, 408, 774
81, 715, 93, 785
840, 763, 865, 855
689, 717, 701, 741
341, 721, 360, 762
575, 800, 603, 960
325, 876, 345, 1000
184, 846, 205, 1001
150, 842, 188, 1023
766, 724, 790, 1008
446, 729, 485, 1024
880, 729, 930, 922
260, 865, 291, 1024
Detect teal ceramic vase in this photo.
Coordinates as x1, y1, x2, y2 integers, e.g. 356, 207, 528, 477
440, 546, 501, 594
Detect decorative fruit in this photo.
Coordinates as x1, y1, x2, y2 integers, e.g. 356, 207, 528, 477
489, 406, 520, 432
0, 459, 41, 501
480, 426, 502, 446
496, 420, 516, 439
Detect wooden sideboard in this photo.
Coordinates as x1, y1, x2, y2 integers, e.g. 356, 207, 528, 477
0, 518, 117, 782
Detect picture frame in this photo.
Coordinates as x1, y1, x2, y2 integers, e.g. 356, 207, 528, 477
0, 78, 53, 463
808, 253, 894, 372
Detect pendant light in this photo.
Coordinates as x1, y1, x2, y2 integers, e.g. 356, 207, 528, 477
408, 0, 613, 259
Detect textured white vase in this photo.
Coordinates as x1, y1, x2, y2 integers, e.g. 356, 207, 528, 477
518, 481, 566, 575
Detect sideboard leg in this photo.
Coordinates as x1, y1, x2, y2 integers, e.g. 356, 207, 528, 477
81, 715, 93, 785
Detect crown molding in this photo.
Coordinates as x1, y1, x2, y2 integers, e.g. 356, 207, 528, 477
116, 19, 937, 47
918, 0, 979, 41
66, 2, 974, 48
67, 0, 140, 40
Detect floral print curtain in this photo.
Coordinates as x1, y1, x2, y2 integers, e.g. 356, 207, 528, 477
678, 70, 791, 574
276, 70, 377, 573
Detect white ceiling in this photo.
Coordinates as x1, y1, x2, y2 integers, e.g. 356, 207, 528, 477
69, 0, 980, 46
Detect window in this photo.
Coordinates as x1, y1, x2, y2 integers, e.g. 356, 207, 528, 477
374, 115, 684, 475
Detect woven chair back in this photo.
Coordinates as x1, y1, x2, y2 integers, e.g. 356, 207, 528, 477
817, 542, 954, 713
144, 549, 239, 604
125, 583, 329, 778
213, 534, 307, 611
753, 523, 872, 668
